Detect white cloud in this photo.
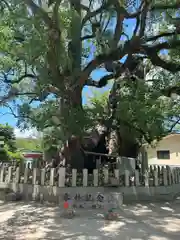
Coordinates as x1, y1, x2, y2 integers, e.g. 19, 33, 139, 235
14, 128, 41, 139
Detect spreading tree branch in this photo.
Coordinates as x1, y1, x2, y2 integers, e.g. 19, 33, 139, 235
85, 74, 114, 88
133, 14, 140, 36
168, 117, 180, 132
3, 73, 37, 84
145, 31, 180, 42
151, 2, 180, 11
0, 73, 60, 105
81, 0, 141, 28
4, 104, 34, 122
24, 0, 55, 28
82, 33, 180, 88
81, 44, 129, 87
81, 34, 95, 41
113, 0, 124, 48
139, 1, 148, 37
81, 1, 112, 27
0, 90, 37, 106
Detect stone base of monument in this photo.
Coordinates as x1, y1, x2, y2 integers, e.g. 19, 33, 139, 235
71, 192, 123, 210
57, 191, 123, 217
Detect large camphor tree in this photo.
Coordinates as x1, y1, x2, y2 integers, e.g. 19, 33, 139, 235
0, 0, 180, 167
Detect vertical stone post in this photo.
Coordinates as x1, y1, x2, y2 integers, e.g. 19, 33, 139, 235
103, 168, 109, 185
15, 167, 20, 183
125, 170, 130, 186
7, 166, 12, 183
0, 166, 4, 182
24, 168, 29, 184
144, 170, 149, 187
50, 168, 55, 186
40, 168, 45, 185
83, 169, 88, 187
172, 169, 175, 184
162, 166, 168, 186
72, 169, 77, 187
166, 166, 172, 185
114, 169, 120, 183
135, 170, 140, 186
175, 168, 178, 183
58, 167, 66, 187
32, 168, 38, 185
153, 166, 158, 186
93, 169, 98, 186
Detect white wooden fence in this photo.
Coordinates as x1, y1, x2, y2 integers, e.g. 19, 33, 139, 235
0, 165, 180, 187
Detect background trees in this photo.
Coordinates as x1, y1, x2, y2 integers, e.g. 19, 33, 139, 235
0, 0, 180, 162
16, 137, 42, 151
0, 124, 23, 162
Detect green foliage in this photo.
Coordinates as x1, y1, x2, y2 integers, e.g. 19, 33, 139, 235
0, 124, 16, 151
115, 79, 179, 142
0, 148, 9, 162
16, 137, 42, 151
4, 144, 24, 162
85, 75, 180, 145
84, 90, 110, 126
42, 127, 63, 156
7, 150, 24, 162
0, 124, 25, 161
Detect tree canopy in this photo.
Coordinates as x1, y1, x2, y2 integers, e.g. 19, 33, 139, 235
0, 0, 180, 158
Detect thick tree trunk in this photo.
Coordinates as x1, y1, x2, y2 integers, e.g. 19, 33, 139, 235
108, 130, 119, 155
107, 129, 140, 173
56, 0, 88, 171
108, 129, 140, 158
58, 87, 86, 170
58, 92, 109, 171
118, 139, 139, 158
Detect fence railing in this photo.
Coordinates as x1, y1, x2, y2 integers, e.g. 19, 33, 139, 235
0, 165, 180, 188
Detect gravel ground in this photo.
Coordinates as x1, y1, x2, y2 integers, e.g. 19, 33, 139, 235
0, 200, 180, 240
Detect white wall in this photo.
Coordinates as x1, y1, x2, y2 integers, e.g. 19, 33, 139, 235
146, 135, 180, 166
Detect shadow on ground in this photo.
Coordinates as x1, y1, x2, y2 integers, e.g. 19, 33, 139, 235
0, 199, 180, 239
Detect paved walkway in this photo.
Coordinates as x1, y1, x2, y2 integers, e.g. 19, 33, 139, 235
0, 200, 180, 239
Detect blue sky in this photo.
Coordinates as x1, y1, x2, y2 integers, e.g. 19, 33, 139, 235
0, 18, 135, 132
